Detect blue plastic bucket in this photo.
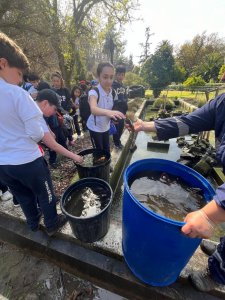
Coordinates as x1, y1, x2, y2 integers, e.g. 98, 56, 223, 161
122, 158, 215, 286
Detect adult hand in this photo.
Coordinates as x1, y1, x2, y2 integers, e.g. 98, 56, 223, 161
181, 209, 216, 239
133, 118, 144, 132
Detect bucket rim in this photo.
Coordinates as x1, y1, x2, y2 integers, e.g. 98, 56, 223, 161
75, 148, 111, 169
123, 158, 215, 227
60, 177, 113, 220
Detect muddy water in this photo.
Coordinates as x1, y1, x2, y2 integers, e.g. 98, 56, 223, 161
65, 186, 111, 218
81, 153, 107, 167
129, 171, 206, 222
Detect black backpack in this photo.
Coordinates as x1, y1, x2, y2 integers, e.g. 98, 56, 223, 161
79, 87, 116, 123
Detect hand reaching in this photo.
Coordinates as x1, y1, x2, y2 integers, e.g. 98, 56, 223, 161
181, 209, 216, 239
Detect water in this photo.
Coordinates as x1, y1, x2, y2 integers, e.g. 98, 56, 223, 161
81, 153, 107, 167
129, 171, 206, 222
65, 186, 111, 218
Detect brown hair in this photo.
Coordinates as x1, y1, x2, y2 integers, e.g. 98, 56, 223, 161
96, 62, 114, 77
51, 72, 64, 88
0, 32, 29, 71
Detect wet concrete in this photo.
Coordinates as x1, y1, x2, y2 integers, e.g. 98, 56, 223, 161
0, 241, 127, 299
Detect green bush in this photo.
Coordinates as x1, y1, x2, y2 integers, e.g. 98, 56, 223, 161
153, 97, 175, 110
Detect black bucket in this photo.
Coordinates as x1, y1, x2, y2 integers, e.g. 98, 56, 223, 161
75, 148, 111, 182
61, 178, 113, 243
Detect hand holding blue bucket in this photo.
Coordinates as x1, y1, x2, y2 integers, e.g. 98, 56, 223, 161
122, 159, 215, 286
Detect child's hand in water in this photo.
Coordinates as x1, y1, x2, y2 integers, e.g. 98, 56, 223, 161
74, 154, 83, 164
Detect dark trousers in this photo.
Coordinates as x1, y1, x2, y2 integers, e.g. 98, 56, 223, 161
73, 115, 81, 136
113, 119, 125, 146
209, 236, 225, 284
0, 180, 8, 193
0, 157, 58, 230
89, 129, 110, 153
49, 126, 67, 164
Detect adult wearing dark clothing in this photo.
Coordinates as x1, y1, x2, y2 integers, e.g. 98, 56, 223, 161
132, 93, 225, 292
112, 66, 128, 149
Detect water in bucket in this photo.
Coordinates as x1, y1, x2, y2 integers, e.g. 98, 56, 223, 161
81, 153, 107, 167
129, 170, 206, 222
64, 185, 111, 218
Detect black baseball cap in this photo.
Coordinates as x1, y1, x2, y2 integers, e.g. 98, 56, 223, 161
36, 89, 60, 108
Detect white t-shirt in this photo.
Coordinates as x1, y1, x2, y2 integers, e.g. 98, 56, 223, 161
0, 78, 48, 165
87, 84, 113, 132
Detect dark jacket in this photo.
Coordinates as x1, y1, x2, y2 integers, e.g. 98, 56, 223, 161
154, 93, 225, 209
112, 81, 128, 114
52, 87, 72, 112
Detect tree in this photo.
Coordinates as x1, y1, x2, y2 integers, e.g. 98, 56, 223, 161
123, 71, 146, 86
141, 40, 175, 97
139, 26, 154, 64
218, 65, 225, 82
194, 52, 223, 82
172, 63, 187, 83
176, 32, 225, 78
0, 0, 139, 86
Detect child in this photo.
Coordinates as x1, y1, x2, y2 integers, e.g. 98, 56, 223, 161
71, 85, 82, 138
87, 62, 125, 153
51, 72, 75, 146
112, 65, 128, 149
0, 32, 82, 236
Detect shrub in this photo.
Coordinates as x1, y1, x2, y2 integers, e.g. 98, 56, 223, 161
153, 97, 175, 110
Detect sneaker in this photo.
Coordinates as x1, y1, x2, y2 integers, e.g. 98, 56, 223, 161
114, 144, 123, 150
46, 214, 68, 237
1, 190, 13, 201
189, 268, 221, 292
200, 240, 217, 256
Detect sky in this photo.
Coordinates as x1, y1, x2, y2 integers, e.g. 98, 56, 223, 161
124, 0, 225, 64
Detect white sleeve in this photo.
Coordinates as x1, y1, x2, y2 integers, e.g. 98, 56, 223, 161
88, 89, 98, 98
39, 116, 50, 133
24, 115, 45, 142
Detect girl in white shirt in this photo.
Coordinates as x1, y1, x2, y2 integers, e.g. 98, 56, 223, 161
87, 62, 125, 153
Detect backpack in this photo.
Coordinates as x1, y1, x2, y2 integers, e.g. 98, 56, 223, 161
79, 87, 116, 123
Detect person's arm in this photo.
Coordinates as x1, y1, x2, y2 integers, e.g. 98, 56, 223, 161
181, 200, 225, 239
89, 95, 125, 120
42, 132, 83, 163
133, 97, 220, 140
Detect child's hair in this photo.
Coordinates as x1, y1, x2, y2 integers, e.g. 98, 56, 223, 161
51, 72, 64, 88
0, 32, 29, 71
36, 89, 60, 108
116, 65, 126, 74
71, 85, 81, 100
96, 62, 114, 77
27, 72, 40, 81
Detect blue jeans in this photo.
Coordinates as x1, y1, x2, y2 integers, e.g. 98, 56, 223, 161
209, 236, 225, 284
0, 157, 58, 230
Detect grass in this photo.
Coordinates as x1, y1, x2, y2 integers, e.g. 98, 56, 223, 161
145, 89, 225, 102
